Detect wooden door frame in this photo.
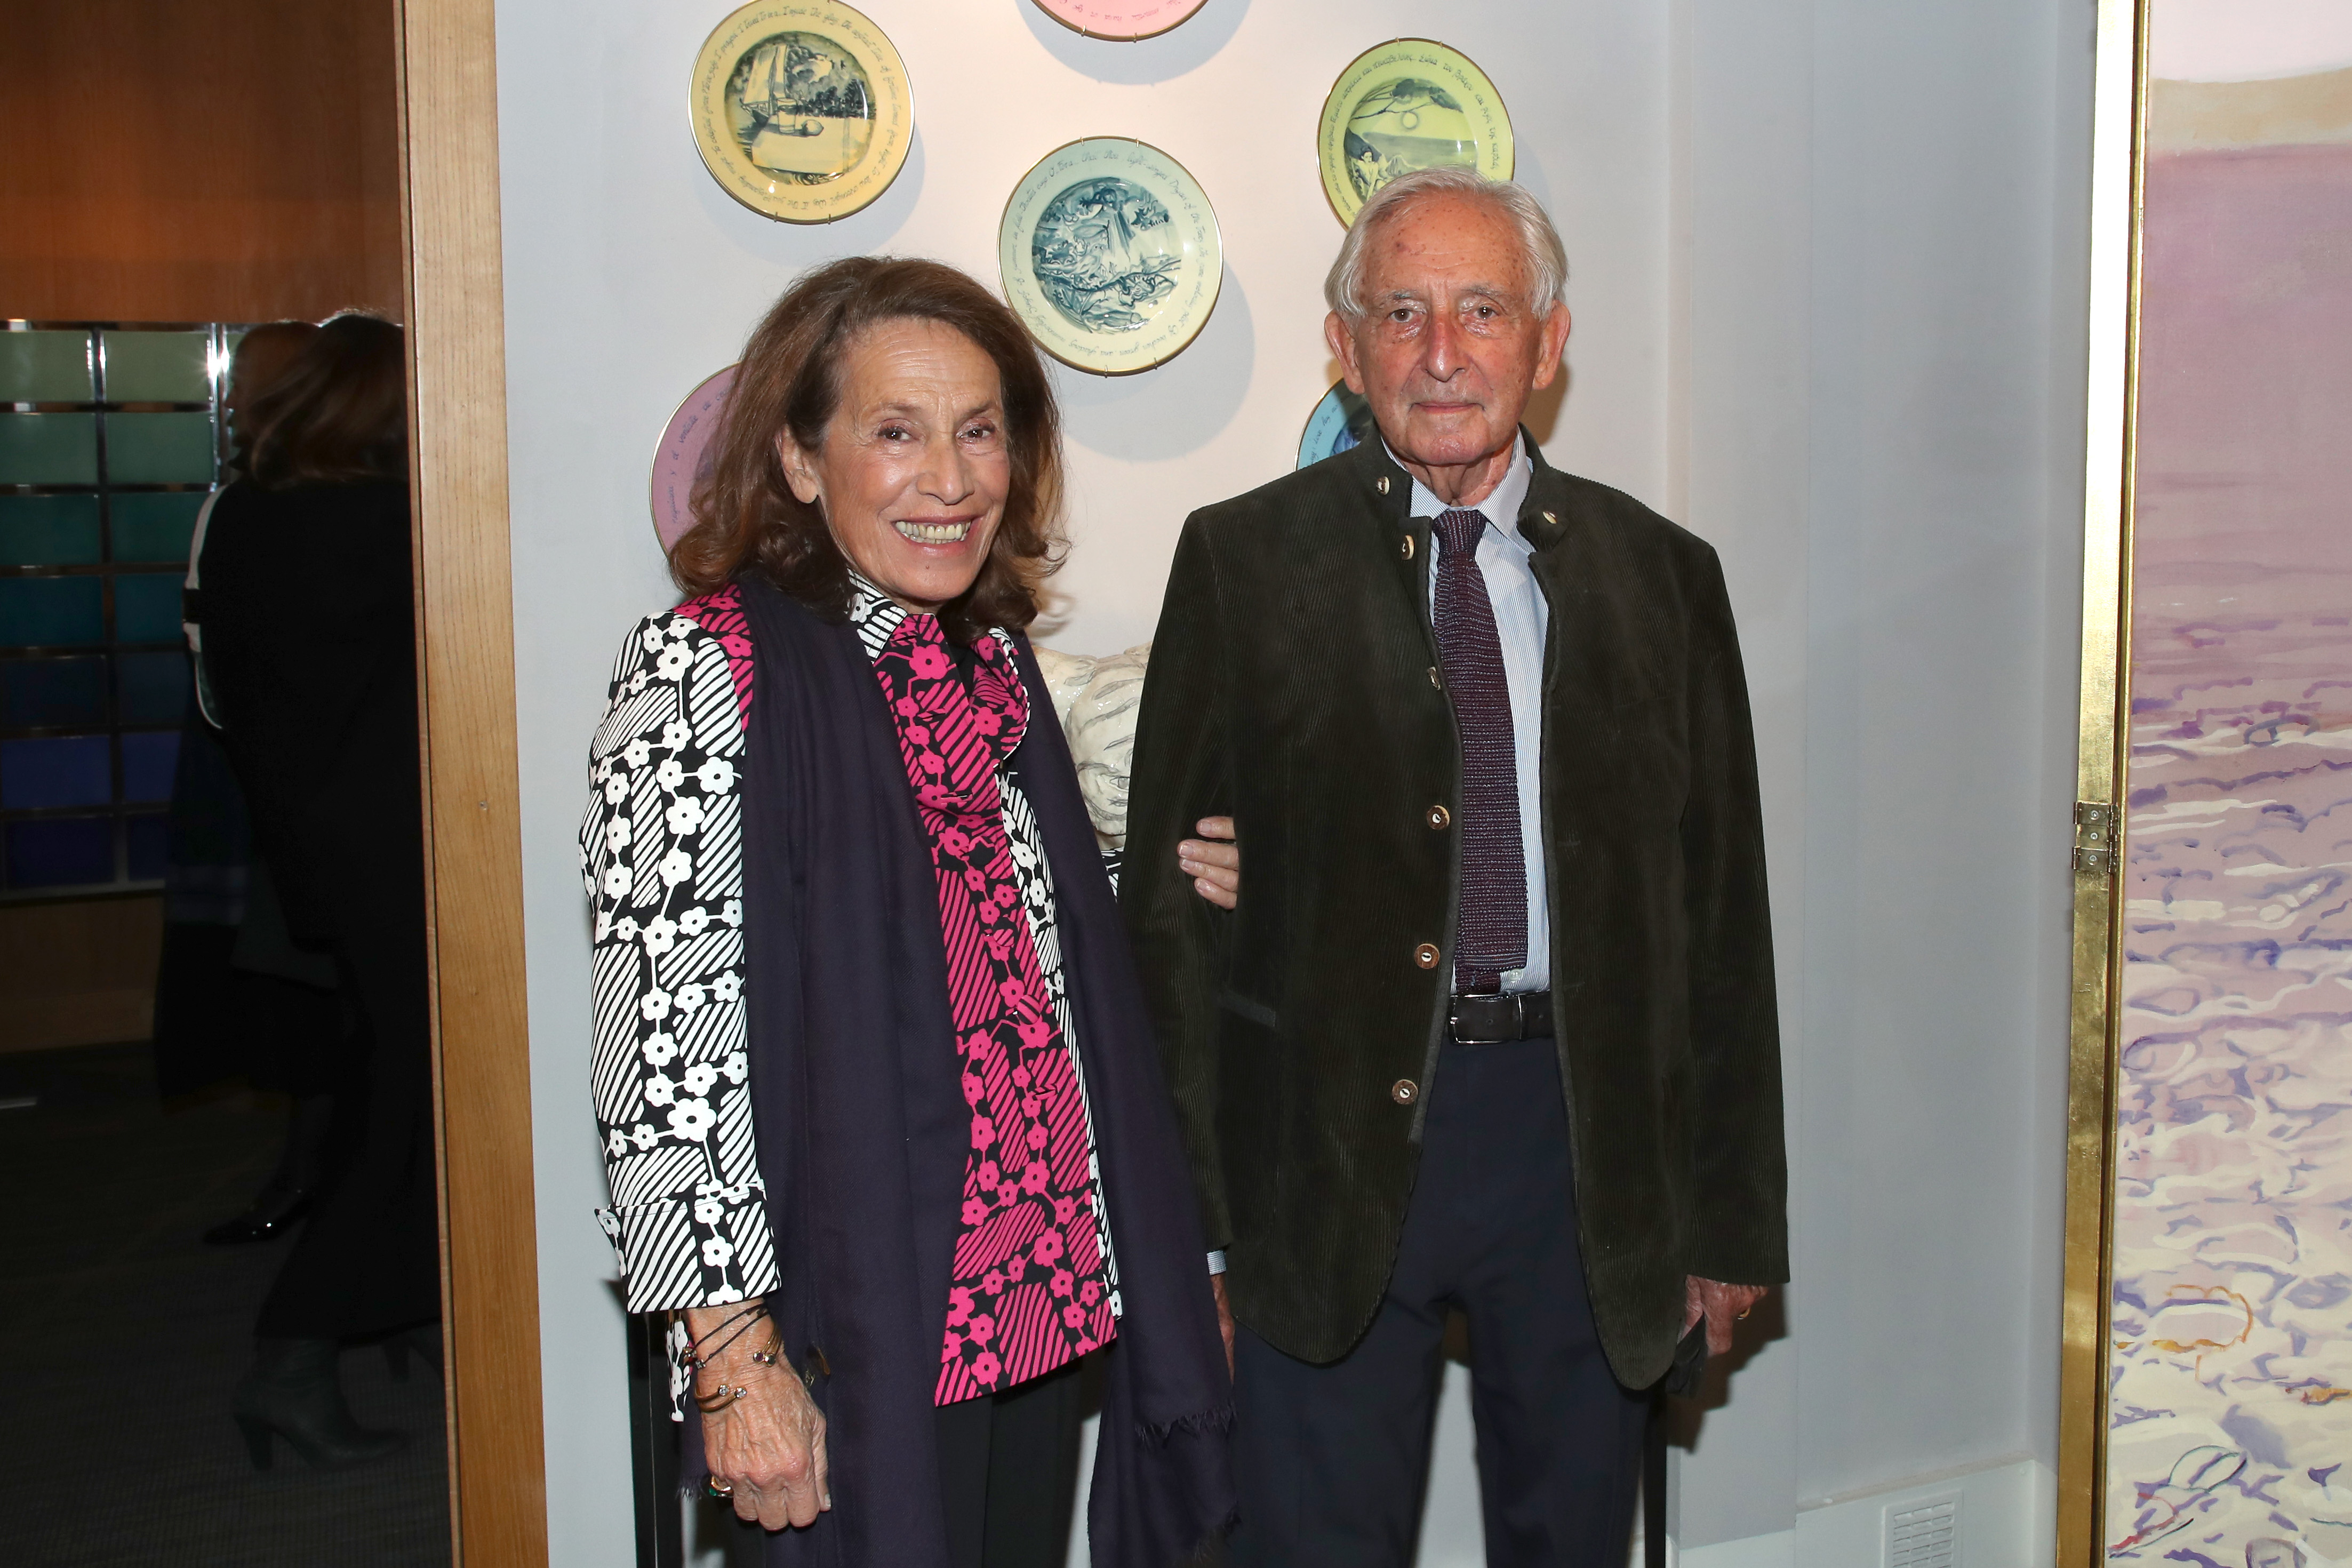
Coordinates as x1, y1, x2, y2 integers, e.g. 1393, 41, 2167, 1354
396, 0, 551, 1561
2054, 0, 2148, 1563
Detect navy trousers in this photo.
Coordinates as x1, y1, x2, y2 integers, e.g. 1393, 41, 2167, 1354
1227, 1035, 1647, 1568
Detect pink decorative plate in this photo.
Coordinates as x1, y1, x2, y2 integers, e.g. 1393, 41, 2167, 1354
1029, 0, 1207, 42
649, 365, 738, 552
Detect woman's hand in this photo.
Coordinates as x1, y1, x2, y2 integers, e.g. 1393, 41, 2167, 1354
1179, 817, 1241, 910
684, 1302, 830, 1530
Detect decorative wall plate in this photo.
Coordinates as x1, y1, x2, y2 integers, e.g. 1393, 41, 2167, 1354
650, 365, 738, 551
1297, 379, 1376, 470
689, 1, 913, 223
1029, 0, 1209, 41
998, 138, 1222, 376
1317, 39, 1513, 226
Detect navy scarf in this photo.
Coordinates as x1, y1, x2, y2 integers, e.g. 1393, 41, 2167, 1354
699, 574, 1233, 1566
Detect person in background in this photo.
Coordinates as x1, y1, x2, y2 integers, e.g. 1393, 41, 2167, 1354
196, 311, 438, 1470
1126, 167, 1789, 1567
156, 319, 345, 1245
581, 256, 1231, 1567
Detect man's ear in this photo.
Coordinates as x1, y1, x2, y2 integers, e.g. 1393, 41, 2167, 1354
1530, 305, 1572, 392
1325, 312, 1367, 396
776, 431, 821, 507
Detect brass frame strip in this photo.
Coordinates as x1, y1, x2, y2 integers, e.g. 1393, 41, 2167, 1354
2055, 0, 2150, 1561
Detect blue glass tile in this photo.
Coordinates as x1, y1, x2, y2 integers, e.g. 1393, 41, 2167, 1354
1, 734, 113, 808
0, 577, 105, 647
5, 817, 116, 889
126, 812, 169, 881
121, 729, 179, 802
0, 331, 94, 403
0, 495, 103, 566
114, 573, 185, 645
116, 651, 189, 726
0, 413, 100, 484
105, 412, 217, 484
2, 657, 108, 726
101, 331, 212, 404
110, 492, 205, 562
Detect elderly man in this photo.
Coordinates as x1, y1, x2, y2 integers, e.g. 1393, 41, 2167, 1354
1125, 167, 1788, 1566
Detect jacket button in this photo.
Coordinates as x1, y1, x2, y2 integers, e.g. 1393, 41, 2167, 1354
1399, 534, 1414, 561
1426, 804, 1450, 829
1427, 666, 1442, 690
1413, 942, 1440, 969
1542, 510, 1558, 526
1391, 1078, 1419, 1105
1377, 475, 1391, 495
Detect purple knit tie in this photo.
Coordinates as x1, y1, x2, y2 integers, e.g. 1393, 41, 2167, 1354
1432, 509, 1527, 995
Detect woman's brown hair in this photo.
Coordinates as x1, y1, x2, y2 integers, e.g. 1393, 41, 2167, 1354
670, 257, 1065, 642
245, 312, 407, 490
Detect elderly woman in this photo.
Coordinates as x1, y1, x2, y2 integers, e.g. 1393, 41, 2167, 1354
581, 258, 1233, 1567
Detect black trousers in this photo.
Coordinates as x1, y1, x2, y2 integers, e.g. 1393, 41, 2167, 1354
1227, 1035, 1647, 1568
933, 1357, 1085, 1568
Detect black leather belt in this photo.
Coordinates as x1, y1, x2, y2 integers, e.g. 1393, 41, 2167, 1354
1446, 990, 1551, 1044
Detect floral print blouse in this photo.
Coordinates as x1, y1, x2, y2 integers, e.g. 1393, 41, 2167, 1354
581, 579, 1120, 1407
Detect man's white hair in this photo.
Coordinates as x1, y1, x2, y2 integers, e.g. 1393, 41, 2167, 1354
1324, 166, 1569, 323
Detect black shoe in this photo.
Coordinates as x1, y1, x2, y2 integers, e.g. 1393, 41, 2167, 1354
203, 1182, 312, 1246
233, 1339, 407, 1471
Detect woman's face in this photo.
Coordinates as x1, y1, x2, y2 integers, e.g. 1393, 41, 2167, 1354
780, 318, 1012, 615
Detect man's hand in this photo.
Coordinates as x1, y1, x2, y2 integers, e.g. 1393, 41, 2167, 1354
1180, 817, 1240, 910
1209, 1272, 1236, 1378
684, 1302, 830, 1530
1683, 1276, 1768, 1358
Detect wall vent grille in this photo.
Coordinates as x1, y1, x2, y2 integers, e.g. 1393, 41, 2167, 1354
1884, 1491, 1961, 1568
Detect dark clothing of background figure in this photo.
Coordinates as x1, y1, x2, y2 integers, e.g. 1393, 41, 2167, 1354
151, 686, 341, 1099
699, 575, 1233, 1568
934, 1358, 1085, 1568
1123, 431, 1789, 1387
195, 478, 440, 1339
1226, 1036, 1645, 1568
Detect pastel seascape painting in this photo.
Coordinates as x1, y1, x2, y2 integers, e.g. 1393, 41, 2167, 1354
2106, 12, 2352, 1562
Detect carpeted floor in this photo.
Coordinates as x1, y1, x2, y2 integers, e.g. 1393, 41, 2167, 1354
0, 1042, 451, 1567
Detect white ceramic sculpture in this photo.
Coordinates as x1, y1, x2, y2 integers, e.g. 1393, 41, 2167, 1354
1030, 643, 1151, 849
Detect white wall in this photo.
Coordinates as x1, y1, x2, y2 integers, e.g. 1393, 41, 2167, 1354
492, 0, 2091, 1560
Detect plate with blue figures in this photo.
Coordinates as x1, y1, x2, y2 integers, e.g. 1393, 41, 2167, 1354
1297, 380, 1376, 470
1317, 39, 1513, 226
999, 138, 1223, 376
689, 0, 913, 223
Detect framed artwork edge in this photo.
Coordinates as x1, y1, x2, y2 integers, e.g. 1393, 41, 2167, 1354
2055, 0, 2149, 1564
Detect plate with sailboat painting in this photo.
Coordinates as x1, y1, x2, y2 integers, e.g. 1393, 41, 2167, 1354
1317, 39, 1513, 226
1029, 0, 1208, 40
998, 138, 1222, 376
689, 1, 913, 223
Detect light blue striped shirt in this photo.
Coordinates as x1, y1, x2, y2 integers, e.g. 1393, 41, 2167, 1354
1394, 436, 1551, 996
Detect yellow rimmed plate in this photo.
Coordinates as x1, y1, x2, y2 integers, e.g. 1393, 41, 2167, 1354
689, 1, 913, 223
998, 138, 1223, 377
1317, 39, 1513, 227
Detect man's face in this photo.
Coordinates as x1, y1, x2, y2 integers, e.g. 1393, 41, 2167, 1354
1326, 192, 1570, 476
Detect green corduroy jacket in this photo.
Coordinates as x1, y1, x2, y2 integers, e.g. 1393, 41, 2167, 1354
1122, 433, 1789, 1388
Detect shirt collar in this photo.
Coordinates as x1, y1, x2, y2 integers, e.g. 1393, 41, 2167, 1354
1385, 433, 1536, 556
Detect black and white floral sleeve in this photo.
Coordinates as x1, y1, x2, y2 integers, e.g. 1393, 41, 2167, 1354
581, 611, 779, 1313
